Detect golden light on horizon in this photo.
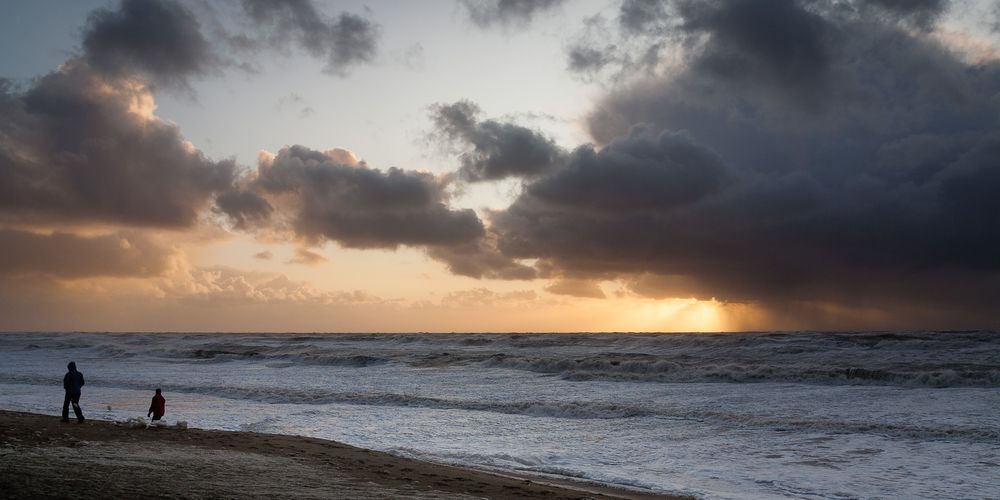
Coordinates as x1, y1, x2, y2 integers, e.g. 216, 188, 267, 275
619, 297, 729, 332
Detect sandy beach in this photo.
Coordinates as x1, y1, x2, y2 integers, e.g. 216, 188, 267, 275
0, 410, 684, 499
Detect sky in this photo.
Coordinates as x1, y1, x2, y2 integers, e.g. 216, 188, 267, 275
0, 0, 998, 332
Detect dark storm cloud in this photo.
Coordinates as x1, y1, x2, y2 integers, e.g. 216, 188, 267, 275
489, 0, 1000, 320
430, 101, 565, 182
0, 62, 236, 228
82, 0, 215, 88
675, 0, 832, 101
242, 0, 378, 75
524, 128, 727, 212
245, 145, 484, 249
0, 228, 173, 279
459, 0, 566, 29
570, 0, 952, 93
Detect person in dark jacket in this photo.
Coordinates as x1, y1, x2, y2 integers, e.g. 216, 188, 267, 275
148, 388, 166, 421
62, 361, 85, 423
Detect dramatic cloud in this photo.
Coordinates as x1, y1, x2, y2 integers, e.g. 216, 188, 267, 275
242, 0, 379, 75
491, 127, 733, 275
426, 233, 536, 280
0, 61, 236, 228
570, 0, 956, 83
675, 0, 833, 104
459, 0, 565, 29
225, 145, 485, 249
82, 0, 215, 88
0, 228, 173, 279
430, 101, 564, 182
488, 0, 1000, 320
523, 128, 727, 212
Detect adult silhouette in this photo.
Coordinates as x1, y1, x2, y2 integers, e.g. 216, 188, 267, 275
62, 361, 85, 423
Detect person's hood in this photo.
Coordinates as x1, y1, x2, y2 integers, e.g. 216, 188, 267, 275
67, 362, 76, 372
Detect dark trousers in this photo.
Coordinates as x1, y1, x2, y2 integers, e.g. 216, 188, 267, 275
62, 392, 84, 422
151, 414, 163, 421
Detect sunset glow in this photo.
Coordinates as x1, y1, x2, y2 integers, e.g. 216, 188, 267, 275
1, 0, 998, 332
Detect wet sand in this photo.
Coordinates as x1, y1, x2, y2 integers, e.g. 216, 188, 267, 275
0, 410, 686, 499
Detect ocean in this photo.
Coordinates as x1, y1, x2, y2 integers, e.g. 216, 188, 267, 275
1, 331, 997, 499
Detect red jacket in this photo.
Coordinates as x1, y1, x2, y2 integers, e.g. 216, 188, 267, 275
149, 394, 165, 416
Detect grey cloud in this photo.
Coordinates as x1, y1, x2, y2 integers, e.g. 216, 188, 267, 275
588, 2, 991, 142
253, 251, 273, 260
490, 1, 1000, 321
83, 0, 215, 88
0, 61, 236, 228
430, 101, 564, 182
619, 0, 669, 34
426, 233, 537, 280
525, 128, 727, 213
864, 0, 949, 28
567, 45, 615, 75
676, 0, 833, 104
223, 144, 517, 275
565, 13, 668, 81
0, 228, 173, 279
248, 145, 484, 249
491, 130, 736, 278
242, 0, 379, 75
573, 1, 960, 103
215, 189, 273, 230
459, 0, 566, 29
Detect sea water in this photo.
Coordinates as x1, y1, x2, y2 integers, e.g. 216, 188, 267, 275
0, 331, 997, 499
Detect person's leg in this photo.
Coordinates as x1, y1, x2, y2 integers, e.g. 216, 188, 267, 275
61, 393, 70, 421
71, 394, 84, 423
151, 414, 161, 421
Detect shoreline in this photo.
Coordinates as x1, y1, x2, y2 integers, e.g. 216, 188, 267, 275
0, 410, 689, 499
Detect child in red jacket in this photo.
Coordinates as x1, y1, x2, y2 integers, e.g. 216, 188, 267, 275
148, 388, 166, 421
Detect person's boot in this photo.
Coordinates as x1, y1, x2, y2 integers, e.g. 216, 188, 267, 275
60, 418, 70, 423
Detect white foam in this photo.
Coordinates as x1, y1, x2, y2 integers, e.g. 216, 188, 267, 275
1, 331, 998, 499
